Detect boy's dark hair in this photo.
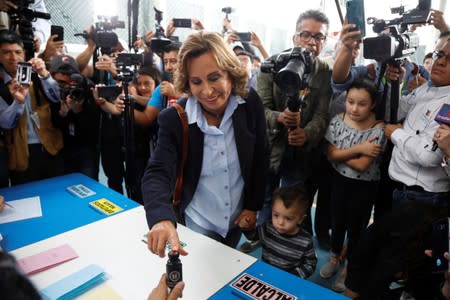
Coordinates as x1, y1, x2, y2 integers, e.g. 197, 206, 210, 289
272, 186, 309, 214
0, 30, 24, 49
346, 78, 379, 105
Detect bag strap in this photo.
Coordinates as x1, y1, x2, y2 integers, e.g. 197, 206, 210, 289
172, 103, 189, 207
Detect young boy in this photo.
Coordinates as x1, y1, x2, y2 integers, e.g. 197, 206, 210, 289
242, 186, 317, 278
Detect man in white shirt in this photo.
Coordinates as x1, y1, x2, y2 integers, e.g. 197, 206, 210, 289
385, 36, 450, 207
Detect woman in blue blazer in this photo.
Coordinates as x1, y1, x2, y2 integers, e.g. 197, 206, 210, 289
142, 31, 269, 257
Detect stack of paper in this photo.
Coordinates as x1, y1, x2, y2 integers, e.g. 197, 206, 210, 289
40, 264, 106, 300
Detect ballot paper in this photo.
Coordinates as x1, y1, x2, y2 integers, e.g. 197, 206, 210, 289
0, 196, 42, 224
18, 244, 78, 275
40, 264, 106, 300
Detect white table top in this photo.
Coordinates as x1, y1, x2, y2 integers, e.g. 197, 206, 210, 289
11, 206, 256, 299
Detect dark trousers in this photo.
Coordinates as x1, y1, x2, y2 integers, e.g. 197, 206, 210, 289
330, 169, 376, 261
10, 144, 64, 186
100, 139, 124, 194
63, 144, 100, 181
392, 185, 450, 208
374, 141, 394, 221
305, 153, 332, 239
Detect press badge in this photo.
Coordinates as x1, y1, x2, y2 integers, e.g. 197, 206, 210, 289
30, 111, 40, 129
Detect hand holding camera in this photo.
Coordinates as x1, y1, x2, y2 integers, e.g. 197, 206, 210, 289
277, 107, 301, 128
95, 54, 118, 77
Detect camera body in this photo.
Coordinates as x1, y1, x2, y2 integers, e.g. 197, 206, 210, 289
364, 30, 419, 62
261, 47, 312, 94
76, 16, 124, 50
363, 0, 428, 62
261, 47, 312, 112
115, 53, 143, 83
60, 74, 91, 102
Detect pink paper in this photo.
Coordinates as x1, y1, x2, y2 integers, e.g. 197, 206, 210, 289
18, 244, 78, 275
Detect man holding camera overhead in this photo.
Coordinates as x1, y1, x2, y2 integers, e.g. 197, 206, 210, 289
241, 9, 332, 253
0, 30, 62, 185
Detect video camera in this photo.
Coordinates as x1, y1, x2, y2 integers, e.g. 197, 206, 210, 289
260, 47, 312, 112
363, 0, 430, 62
7, 0, 51, 60
115, 53, 143, 83
8, 0, 51, 23
75, 16, 125, 51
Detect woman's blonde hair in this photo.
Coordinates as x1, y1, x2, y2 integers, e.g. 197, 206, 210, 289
174, 31, 249, 98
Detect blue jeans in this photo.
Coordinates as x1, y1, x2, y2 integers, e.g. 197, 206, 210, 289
392, 188, 450, 207
184, 214, 242, 248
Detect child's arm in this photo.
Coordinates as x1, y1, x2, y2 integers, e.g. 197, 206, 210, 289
294, 239, 317, 279
327, 136, 382, 172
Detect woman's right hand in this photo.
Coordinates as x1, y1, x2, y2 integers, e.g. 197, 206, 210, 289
0, 195, 4, 212
147, 220, 188, 258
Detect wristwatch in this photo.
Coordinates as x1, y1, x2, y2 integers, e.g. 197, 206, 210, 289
441, 156, 450, 167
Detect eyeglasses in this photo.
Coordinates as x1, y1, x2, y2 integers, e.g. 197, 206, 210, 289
432, 50, 450, 63
295, 31, 326, 43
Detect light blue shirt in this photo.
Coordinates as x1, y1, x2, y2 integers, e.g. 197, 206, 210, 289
184, 94, 246, 237
0, 69, 60, 145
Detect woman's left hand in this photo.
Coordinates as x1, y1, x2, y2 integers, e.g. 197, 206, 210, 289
235, 209, 257, 230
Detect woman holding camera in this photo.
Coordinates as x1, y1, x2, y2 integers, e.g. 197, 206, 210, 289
142, 31, 269, 257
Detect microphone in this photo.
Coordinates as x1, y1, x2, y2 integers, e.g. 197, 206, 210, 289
432, 103, 450, 151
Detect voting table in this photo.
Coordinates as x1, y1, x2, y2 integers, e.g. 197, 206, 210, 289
1, 174, 347, 299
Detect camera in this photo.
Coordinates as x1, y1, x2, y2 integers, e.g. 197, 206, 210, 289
97, 86, 122, 101
75, 16, 125, 50
115, 53, 143, 83
261, 47, 312, 112
221, 7, 232, 14
60, 74, 90, 102
363, 0, 429, 62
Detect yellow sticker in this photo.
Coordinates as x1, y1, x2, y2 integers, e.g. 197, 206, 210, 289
89, 198, 123, 215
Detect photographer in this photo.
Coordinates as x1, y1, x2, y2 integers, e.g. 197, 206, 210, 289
0, 30, 62, 185
74, 22, 127, 195
50, 55, 101, 180
94, 65, 161, 204
242, 9, 332, 253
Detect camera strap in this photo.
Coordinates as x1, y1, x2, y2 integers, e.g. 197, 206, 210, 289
172, 102, 189, 208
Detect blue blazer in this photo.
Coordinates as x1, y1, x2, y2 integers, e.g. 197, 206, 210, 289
142, 88, 269, 229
